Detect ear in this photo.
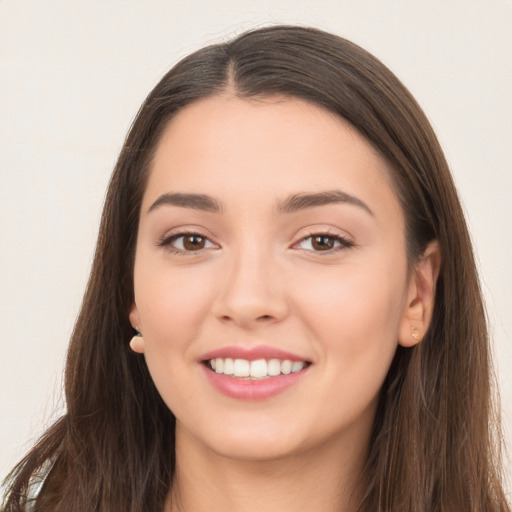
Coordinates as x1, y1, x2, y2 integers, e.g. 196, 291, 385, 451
398, 240, 441, 347
128, 303, 145, 354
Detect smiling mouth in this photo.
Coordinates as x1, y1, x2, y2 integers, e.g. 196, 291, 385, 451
205, 358, 311, 380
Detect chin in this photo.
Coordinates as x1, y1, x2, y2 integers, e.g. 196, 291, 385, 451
211, 434, 303, 462
177, 414, 311, 462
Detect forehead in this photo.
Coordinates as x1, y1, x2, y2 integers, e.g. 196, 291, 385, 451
143, 94, 402, 225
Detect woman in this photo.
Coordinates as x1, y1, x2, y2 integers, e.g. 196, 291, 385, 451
3, 25, 510, 511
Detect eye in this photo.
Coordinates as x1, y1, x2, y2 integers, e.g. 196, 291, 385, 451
295, 233, 353, 253
158, 232, 217, 254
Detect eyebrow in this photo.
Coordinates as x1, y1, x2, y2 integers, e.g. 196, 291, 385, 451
148, 193, 223, 214
147, 189, 373, 216
276, 190, 374, 216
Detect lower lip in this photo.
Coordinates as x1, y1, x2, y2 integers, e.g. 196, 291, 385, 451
202, 364, 309, 400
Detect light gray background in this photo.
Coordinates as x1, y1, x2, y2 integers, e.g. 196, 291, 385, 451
1, 0, 511, 494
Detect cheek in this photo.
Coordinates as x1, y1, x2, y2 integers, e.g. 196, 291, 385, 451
133, 264, 215, 412
295, 258, 407, 392
299, 255, 406, 332
135, 262, 213, 344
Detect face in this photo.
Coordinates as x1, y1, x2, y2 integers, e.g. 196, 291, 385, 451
130, 94, 421, 462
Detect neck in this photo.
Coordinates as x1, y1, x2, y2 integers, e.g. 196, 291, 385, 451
167, 424, 368, 512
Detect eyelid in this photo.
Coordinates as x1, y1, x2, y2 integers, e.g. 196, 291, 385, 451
156, 228, 219, 255
155, 226, 354, 256
291, 229, 355, 254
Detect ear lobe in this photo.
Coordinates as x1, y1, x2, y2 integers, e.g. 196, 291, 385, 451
398, 241, 441, 347
129, 303, 141, 331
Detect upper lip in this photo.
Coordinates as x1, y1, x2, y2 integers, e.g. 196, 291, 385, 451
201, 345, 310, 363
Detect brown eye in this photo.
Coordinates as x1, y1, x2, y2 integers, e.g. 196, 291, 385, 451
182, 234, 206, 251
295, 233, 353, 253
159, 232, 217, 254
311, 235, 336, 251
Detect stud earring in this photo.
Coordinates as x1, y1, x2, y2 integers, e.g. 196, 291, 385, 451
129, 329, 144, 353
411, 326, 421, 342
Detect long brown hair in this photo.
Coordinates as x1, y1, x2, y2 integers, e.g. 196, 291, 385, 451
3, 25, 509, 511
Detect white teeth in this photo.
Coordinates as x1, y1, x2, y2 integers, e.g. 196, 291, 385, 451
292, 361, 305, 373
223, 358, 234, 375
233, 359, 250, 377
281, 360, 292, 375
208, 357, 308, 378
250, 359, 267, 378
267, 359, 281, 376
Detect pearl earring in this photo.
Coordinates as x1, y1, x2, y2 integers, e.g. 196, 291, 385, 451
129, 330, 144, 353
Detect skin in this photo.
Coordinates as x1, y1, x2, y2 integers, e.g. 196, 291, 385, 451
129, 94, 440, 512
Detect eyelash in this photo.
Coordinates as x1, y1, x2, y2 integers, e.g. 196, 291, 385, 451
156, 230, 354, 256
296, 231, 355, 254
157, 231, 214, 256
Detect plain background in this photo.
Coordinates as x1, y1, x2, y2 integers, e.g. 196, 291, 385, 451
1, 0, 511, 495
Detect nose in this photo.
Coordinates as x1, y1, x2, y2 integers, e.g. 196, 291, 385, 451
211, 245, 289, 329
